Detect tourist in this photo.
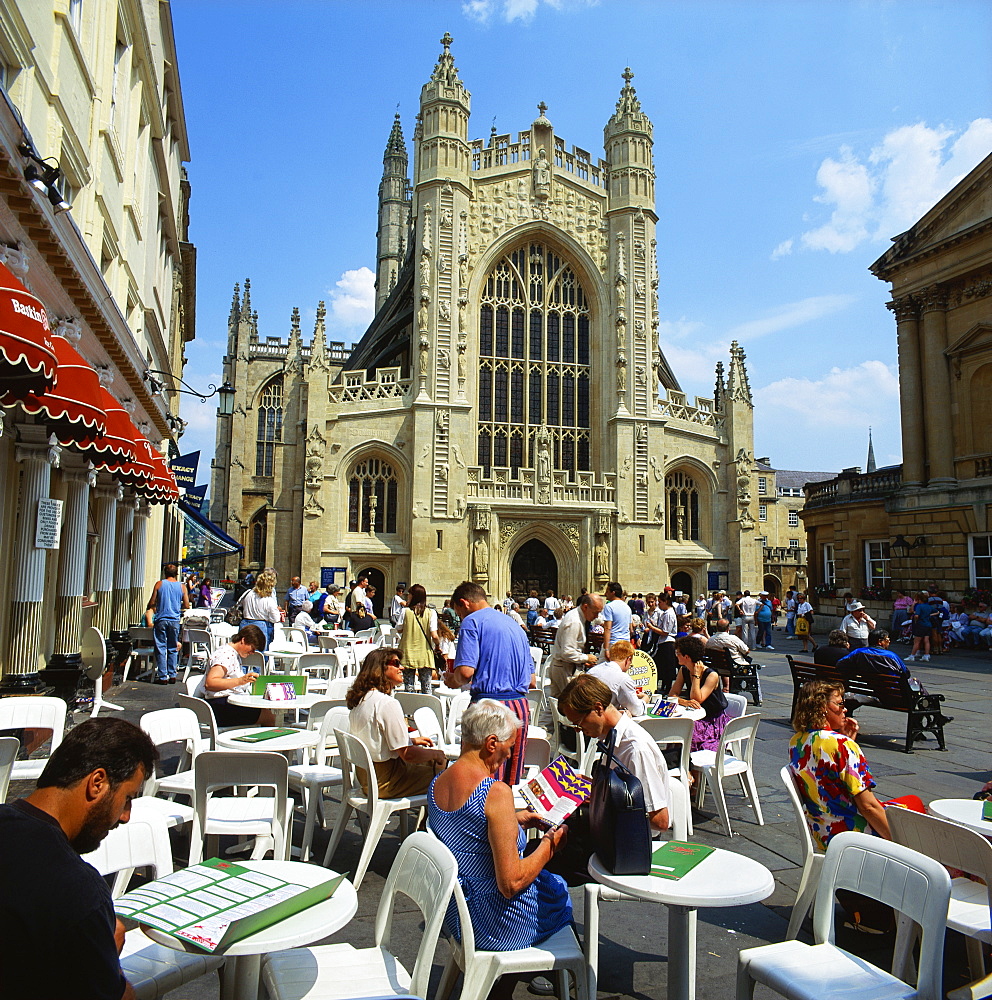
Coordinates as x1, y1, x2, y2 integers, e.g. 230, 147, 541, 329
196, 624, 275, 727
794, 592, 816, 653
389, 584, 407, 627
813, 630, 850, 665
651, 592, 679, 690
735, 590, 758, 648
436, 618, 457, 672
908, 591, 937, 662
601, 581, 633, 650
194, 576, 213, 608
147, 562, 189, 685
238, 568, 281, 650
588, 639, 648, 716
445, 581, 535, 785
548, 592, 603, 696
0, 717, 157, 1000
323, 586, 344, 628
890, 589, 914, 636
543, 589, 560, 615
840, 601, 876, 649
669, 635, 730, 752
524, 589, 541, 627
347, 647, 446, 797
784, 588, 797, 638
755, 592, 774, 649
292, 601, 320, 643
428, 700, 571, 951
395, 583, 439, 694
284, 575, 309, 624
838, 629, 935, 697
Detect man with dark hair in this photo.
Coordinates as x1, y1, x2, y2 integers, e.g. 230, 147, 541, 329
445, 581, 534, 785
837, 628, 916, 682
0, 718, 157, 999
147, 562, 189, 685
814, 629, 851, 665
652, 592, 679, 689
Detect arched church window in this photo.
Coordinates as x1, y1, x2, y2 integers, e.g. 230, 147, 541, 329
477, 242, 592, 475
255, 377, 283, 477
250, 512, 267, 566
347, 457, 398, 534
666, 471, 700, 542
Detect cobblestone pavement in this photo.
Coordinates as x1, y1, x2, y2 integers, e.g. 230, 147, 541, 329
8, 625, 990, 999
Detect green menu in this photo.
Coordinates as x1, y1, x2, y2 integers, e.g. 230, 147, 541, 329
114, 858, 345, 953
649, 841, 715, 880
230, 728, 298, 742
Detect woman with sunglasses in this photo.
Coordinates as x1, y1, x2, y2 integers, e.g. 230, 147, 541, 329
346, 646, 447, 798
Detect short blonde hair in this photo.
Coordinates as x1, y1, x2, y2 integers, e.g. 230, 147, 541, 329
254, 569, 277, 598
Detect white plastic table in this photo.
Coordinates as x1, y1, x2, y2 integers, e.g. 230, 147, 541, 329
261, 647, 307, 671
588, 844, 774, 1000
636, 700, 706, 723
227, 692, 325, 727
928, 798, 992, 837
140, 860, 358, 1000
216, 725, 320, 755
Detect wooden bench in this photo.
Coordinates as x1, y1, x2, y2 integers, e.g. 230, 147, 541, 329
703, 647, 763, 707
787, 655, 949, 753
529, 626, 556, 655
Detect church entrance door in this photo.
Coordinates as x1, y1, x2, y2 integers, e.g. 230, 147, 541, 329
670, 571, 693, 597
358, 567, 385, 619
510, 539, 557, 603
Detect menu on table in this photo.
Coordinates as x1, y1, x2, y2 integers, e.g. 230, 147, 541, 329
649, 840, 715, 880
114, 858, 345, 952
230, 728, 299, 743
519, 755, 592, 827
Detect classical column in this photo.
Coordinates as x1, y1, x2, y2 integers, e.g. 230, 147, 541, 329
50, 465, 96, 660
888, 296, 925, 488
110, 497, 135, 631
92, 482, 121, 636
1, 432, 61, 691
129, 503, 151, 624
919, 286, 954, 484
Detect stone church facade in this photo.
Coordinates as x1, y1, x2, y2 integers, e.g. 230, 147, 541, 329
210, 36, 762, 611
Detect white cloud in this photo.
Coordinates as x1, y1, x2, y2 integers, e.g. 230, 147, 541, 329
770, 239, 793, 260
790, 119, 992, 254
726, 294, 857, 341
327, 266, 375, 329
462, 0, 596, 24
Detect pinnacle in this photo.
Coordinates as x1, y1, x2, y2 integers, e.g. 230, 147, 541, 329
429, 30, 462, 87
385, 113, 406, 157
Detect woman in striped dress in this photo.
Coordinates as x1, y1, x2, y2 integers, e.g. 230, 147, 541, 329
428, 700, 572, 952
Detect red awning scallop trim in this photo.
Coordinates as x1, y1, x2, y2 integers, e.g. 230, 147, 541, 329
86, 388, 142, 469
0, 260, 57, 399
0, 334, 107, 445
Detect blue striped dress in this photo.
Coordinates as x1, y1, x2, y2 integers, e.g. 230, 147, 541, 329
428, 776, 573, 951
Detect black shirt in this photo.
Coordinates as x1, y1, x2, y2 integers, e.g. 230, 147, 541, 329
813, 644, 849, 666
0, 799, 126, 999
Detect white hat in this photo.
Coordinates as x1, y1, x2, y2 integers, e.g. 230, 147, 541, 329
759, 591, 768, 596
849, 601, 865, 611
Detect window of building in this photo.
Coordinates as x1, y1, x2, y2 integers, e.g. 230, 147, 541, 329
778, 486, 804, 497
970, 534, 991, 590
865, 539, 891, 588
347, 457, 398, 534
250, 513, 267, 567
758, 504, 767, 521
755, 536, 767, 546
255, 377, 283, 477
788, 510, 799, 527
823, 543, 836, 586
757, 476, 767, 495
665, 471, 700, 542
69, 0, 83, 34
478, 242, 591, 474
789, 539, 799, 549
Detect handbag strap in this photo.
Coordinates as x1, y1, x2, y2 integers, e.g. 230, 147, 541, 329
411, 607, 435, 648
595, 727, 635, 779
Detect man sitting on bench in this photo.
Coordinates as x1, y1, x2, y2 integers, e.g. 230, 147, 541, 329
837, 628, 926, 692
706, 618, 752, 691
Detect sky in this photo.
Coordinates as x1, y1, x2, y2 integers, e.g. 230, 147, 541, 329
170, 0, 992, 491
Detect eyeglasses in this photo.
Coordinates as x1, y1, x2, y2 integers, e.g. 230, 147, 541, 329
567, 710, 590, 731
386, 659, 401, 667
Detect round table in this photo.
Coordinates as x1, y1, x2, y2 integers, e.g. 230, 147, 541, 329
141, 860, 358, 1000
928, 798, 992, 837
637, 700, 706, 723
227, 692, 324, 727
216, 725, 321, 755
588, 844, 774, 1000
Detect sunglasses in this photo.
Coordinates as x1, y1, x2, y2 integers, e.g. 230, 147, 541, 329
386, 659, 402, 667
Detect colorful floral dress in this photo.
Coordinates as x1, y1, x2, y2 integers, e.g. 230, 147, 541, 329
788, 728, 875, 851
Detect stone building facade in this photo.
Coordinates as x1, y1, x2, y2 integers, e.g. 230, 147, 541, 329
210, 37, 765, 610
802, 151, 992, 605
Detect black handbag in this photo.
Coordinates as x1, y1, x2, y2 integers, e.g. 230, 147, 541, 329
412, 609, 447, 673
587, 728, 653, 875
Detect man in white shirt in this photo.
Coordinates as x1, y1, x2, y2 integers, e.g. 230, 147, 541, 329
502, 591, 515, 611
544, 590, 561, 614
601, 581, 632, 650
653, 593, 679, 689
389, 585, 407, 626
840, 601, 876, 648
588, 639, 647, 717
706, 619, 752, 666
548, 593, 604, 696
784, 589, 797, 638
735, 590, 758, 648
506, 602, 527, 630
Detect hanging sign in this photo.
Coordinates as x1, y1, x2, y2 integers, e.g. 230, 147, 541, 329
35, 497, 63, 549
170, 451, 200, 488
184, 484, 208, 511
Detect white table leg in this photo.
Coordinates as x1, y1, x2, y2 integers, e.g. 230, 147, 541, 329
667, 904, 697, 1000
220, 954, 262, 1000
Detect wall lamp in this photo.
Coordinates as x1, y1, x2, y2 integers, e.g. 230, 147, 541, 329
143, 368, 236, 416
891, 534, 926, 555
165, 412, 187, 436
18, 143, 71, 213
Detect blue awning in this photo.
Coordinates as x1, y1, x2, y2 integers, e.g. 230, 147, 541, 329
178, 499, 242, 562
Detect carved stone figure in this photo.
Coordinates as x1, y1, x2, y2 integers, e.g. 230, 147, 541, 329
740, 508, 755, 530
533, 147, 551, 199
438, 348, 450, 370
437, 254, 448, 273
650, 456, 663, 482
452, 444, 467, 468
440, 207, 452, 228
438, 300, 450, 322
458, 255, 468, 289
473, 533, 490, 578
418, 335, 430, 374
616, 358, 627, 392
457, 338, 467, 380
594, 534, 610, 580
417, 444, 431, 467
536, 425, 552, 482
420, 252, 431, 289
457, 297, 467, 333
675, 504, 686, 542
367, 492, 378, 536
653, 502, 664, 523
453, 496, 465, 519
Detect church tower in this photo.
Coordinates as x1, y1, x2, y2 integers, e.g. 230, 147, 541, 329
375, 114, 411, 313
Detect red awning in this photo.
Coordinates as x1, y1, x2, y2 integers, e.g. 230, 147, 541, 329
0, 334, 107, 444
86, 388, 142, 469
0, 260, 57, 399
142, 444, 180, 504
112, 421, 155, 486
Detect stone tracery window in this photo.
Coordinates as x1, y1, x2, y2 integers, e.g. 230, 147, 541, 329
255, 377, 283, 477
666, 470, 700, 542
477, 242, 591, 474
348, 457, 398, 534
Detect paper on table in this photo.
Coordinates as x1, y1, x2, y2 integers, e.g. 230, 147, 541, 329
649, 841, 715, 880
519, 755, 592, 827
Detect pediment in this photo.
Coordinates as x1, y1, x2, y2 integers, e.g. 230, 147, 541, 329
946, 322, 992, 359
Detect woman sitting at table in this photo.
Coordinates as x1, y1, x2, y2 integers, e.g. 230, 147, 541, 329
668, 635, 729, 752
196, 624, 277, 727
238, 568, 281, 650
346, 646, 447, 798
428, 699, 571, 951
789, 680, 923, 851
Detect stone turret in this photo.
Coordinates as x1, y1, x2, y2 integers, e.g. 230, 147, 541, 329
604, 67, 655, 211
376, 114, 411, 312
416, 32, 471, 189
724, 340, 761, 589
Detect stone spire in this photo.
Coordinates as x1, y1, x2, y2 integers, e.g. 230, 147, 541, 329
866, 427, 877, 473
605, 67, 653, 141
286, 307, 302, 374
725, 341, 753, 406
385, 112, 406, 156
429, 31, 463, 88
241, 277, 252, 318
714, 360, 726, 412
310, 301, 328, 371
229, 282, 241, 326
377, 114, 411, 312
603, 67, 654, 212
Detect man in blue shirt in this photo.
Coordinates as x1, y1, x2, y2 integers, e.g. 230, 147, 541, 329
445, 580, 535, 785
601, 581, 632, 650
147, 562, 189, 684
838, 628, 921, 688
285, 576, 309, 623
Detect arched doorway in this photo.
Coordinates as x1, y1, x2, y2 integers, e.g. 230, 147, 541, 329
763, 575, 781, 597
510, 539, 557, 602
358, 566, 385, 618
670, 571, 693, 598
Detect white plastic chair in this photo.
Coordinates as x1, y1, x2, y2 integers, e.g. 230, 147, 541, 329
888, 807, 992, 1000
128, 795, 194, 832
0, 696, 66, 781
724, 691, 748, 721
0, 736, 19, 802
548, 697, 585, 766
261, 830, 458, 1000
124, 626, 156, 682
82, 815, 223, 999
395, 691, 446, 732
413, 707, 460, 759
324, 677, 352, 701
322, 729, 428, 889
179, 627, 213, 684
437, 862, 591, 1000
189, 751, 292, 866
526, 688, 545, 731
444, 691, 471, 745
639, 715, 695, 836
176, 693, 218, 753
736, 831, 952, 1000
140, 708, 202, 800
779, 765, 823, 939
298, 652, 339, 686
691, 713, 764, 837
288, 707, 348, 862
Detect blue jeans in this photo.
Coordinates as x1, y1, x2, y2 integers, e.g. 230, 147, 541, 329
785, 613, 796, 637
154, 617, 180, 681
756, 620, 772, 646
240, 619, 272, 650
